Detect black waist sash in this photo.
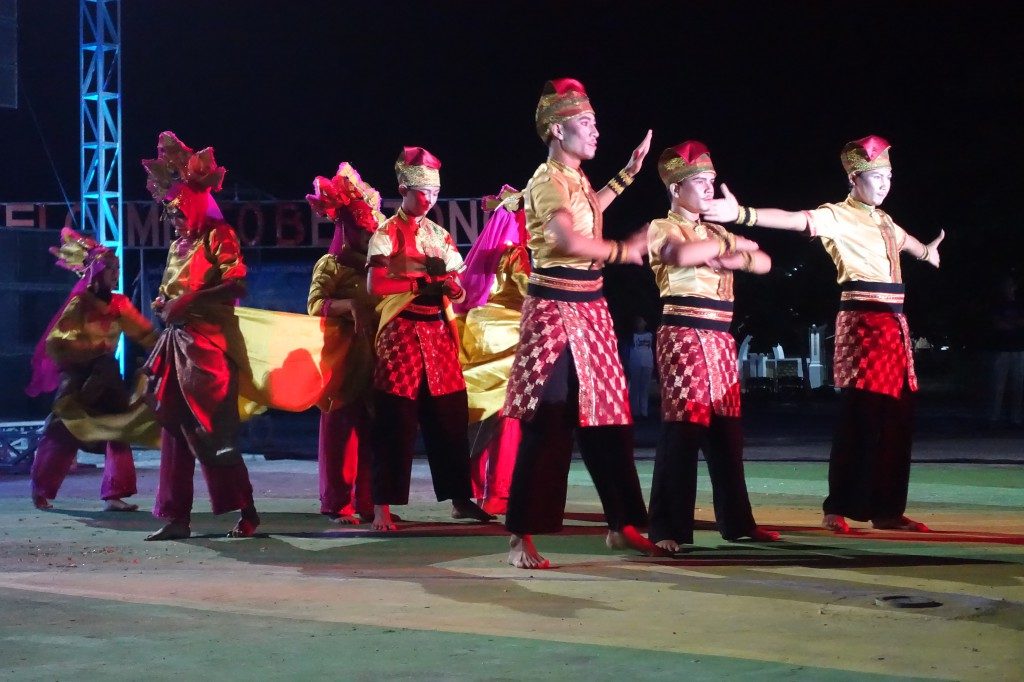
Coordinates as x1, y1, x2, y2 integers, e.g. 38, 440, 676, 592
839, 281, 905, 314
527, 266, 604, 302
661, 296, 734, 332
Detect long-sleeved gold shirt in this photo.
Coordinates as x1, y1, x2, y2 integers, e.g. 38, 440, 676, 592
648, 211, 735, 301
524, 159, 602, 270
805, 195, 908, 285
157, 222, 247, 301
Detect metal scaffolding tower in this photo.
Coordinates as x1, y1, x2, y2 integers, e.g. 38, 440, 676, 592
80, 0, 123, 363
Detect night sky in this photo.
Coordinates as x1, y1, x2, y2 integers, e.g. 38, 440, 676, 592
1, 1, 1021, 346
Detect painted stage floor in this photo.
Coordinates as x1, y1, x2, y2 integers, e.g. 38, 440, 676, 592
0, 458, 1021, 680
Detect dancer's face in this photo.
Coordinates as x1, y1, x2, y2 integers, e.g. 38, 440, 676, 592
98, 260, 119, 291
553, 112, 599, 161
344, 224, 371, 253
399, 185, 440, 218
850, 167, 892, 207
671, 171, 717, 215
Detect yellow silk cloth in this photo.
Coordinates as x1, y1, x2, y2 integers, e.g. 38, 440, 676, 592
55, 372, 161, 448
648, 212, 735, 301
805, 195, 908, 285
524, 159, 602, 270
458, 247, 528, 423
208, 305, 364, 413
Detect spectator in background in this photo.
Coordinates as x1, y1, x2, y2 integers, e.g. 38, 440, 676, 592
627, 316, 655, 418
988, 274, 1024, 427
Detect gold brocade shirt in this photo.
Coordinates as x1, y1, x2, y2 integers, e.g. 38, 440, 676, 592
157, 222, 248, 301
805, 195, 908, 285
307, 250, 379, 317
524, 159, 602, 270
366, 208, 464, 279
648, 212, 734, 301
46, 291, 157, 368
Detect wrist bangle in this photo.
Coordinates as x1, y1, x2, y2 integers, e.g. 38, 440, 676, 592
717, 237, 728, 258
918, 245, 929, 261
615, 169, 635, 188
724, 232, 737, 254
741, 251, 754, 272
736, 206, 748, 226
736, 206, 758, 227
617, 241, 628, 263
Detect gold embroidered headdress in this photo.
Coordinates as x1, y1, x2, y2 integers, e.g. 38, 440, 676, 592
395, 146, 441, 188
535, 78, 594, 142
841, 135, 892, 175
657, 141, 716, 186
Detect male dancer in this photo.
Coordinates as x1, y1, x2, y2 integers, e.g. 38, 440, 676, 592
503, 78, 659, 568
705, 135, 944, 533
142, 131, 260, 540
27, 229, 157, 511
366, 147, 491, 531
306, 163, 384, 523
646, 142, 780, 552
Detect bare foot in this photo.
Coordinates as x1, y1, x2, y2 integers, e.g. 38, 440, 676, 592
507, 534, 550, 569
872, 515, 931, 532
451, 499, 496, 522
822, 514, 851, 534
480, 497, 508, 516
606, 525, 671, 556
32, 494, 53, 510
359, 510, 401, 524
103, 498, 139, 512
145, 522, 191, 541
227, 506, 260, 538
328, 513, 362, 525
371, 504, 397, 531
655, 539, 682, 553
746, 526, 781, 542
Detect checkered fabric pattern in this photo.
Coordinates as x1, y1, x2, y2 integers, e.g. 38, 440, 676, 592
657, 325, 741, 426
833, 310, 917, 399
374, 317, 466, 398
503, 296, 631, 427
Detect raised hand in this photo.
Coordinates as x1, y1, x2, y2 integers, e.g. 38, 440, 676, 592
703, 183, 740, 223
624, 129, 653, 176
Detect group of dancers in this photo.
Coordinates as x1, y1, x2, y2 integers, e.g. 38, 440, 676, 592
25, 77, 944, 568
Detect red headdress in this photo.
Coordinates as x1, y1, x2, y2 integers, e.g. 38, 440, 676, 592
841, 135, 892, 175
657, 141, 716, 187
141, 131, 226, 236
306, 162, 385, 255
535, 78, 595, 141
394, 146, 442, 188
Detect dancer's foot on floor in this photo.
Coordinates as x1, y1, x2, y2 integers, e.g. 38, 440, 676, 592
872, 515, 931, 532
606, 525, 671, 556
371, 504, 398, 531
508, 534, 550, 569
145, 521, 191, 541
451, 499, 495, 522
480, 497, 508, 516
822, 514, 851, 534
32, 494, 52, 510
733, 526, 781, 542
103, 498, 138, 512
227, 506, 260, 537
655, 539, 682, 554
326, 505, 362, 525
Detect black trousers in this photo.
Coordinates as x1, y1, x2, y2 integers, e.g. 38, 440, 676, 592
505, 350, 649, 535
823, 386, 915, 521
648, 418, 756, 544
370, 382, 473, 505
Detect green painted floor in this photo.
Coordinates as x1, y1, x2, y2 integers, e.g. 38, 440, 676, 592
0, 460, 1021, 680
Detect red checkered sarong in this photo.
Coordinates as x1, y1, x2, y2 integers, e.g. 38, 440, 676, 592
374, 317, 466, 398
657, 325, 741, 426
833, 310, 917, 399
503, 296, 630, 427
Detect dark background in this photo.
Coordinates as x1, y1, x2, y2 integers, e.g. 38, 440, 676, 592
1, 0, 1021, 355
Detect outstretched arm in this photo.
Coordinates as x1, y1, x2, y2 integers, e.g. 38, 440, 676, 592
596, 129, 652, 211
703, 183, 809, 232
901, 229, 945, 268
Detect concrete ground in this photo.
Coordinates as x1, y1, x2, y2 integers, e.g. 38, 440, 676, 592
0, 436, 1022, 681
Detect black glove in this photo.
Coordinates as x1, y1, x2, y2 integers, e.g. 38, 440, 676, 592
415, 277, 445, 296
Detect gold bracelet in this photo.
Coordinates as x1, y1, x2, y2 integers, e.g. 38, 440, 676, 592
615, 169, 635, 187
724, 232, 737, 254
736, 206, 748, 226
746, 207, 758, 227
607, 240, 619, 263
716, 237, 728, 258
617, 240, 628, 263
741, 251, 754, 272
606, 178, 624, 196
918, 245, 929, 261
737, 206, 758, 227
